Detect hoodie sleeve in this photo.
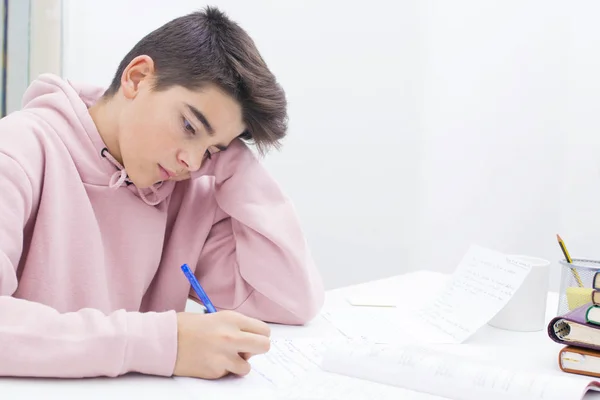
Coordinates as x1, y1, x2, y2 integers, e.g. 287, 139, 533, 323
192, 140, 325, 325
0, 153, 177, 378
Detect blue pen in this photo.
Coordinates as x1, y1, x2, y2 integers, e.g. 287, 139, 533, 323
181, 263, 217, 313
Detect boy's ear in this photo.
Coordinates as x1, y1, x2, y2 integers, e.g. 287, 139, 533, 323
120, 55, 156, 99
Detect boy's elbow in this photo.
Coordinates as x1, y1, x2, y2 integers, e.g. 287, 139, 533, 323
286, 287, 325, 325
292, 257, 326, 324
282, 272, 326, 325
241, 250, 327, 325
252, 274, 325, 325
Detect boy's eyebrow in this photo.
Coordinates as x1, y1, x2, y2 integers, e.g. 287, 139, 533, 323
186, 103, 229, 151
186, 104, 215, 136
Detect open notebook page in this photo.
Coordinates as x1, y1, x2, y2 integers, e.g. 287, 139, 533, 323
321, 342, 600, 400
275, 370, 451, 400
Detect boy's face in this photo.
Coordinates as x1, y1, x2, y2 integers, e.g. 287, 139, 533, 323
117, 57, 246, 189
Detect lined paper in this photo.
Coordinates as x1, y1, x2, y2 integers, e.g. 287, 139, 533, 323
320, 342, 599, 400
409, 244, 532, 343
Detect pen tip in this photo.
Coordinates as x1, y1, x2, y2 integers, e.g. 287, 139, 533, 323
557, 234, 562, 241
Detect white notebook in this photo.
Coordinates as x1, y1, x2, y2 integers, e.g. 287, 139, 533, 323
176, 338, 600, 400
312, 342, 600, 400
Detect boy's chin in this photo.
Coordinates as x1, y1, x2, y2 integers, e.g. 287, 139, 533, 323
129, 172, 189, 188
126, 174, 153, 189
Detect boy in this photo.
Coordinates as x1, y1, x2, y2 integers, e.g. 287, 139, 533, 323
0, 7, 324, 379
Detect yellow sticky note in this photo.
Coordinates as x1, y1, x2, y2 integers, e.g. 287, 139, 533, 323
566, 287, 594, 310
346, 295, 397, 307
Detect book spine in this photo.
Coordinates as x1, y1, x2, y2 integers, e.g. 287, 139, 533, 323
593, 290, 600, 306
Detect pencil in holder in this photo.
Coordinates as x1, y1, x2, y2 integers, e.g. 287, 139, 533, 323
557, 258, 600, 316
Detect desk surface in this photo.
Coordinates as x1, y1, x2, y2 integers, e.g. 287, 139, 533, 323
1, 270, 597, 399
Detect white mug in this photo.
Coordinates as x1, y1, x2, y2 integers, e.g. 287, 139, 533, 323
488, 254, 551, 332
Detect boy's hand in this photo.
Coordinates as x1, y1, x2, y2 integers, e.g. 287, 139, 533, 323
173, 310, 271, 379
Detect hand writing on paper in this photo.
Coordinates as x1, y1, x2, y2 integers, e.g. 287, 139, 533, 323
174, 310, 271, 379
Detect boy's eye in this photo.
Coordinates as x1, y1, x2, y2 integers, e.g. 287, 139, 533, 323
183, 118, 196, 135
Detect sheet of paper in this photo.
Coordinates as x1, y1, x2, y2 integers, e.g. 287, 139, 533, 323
407, 244, 532, 343
269, 310, 355, 340
275, 370, 451, 400
320, 341, 600, 400
342, 270, 445, 309
175, 338, 354, 399
319, 308, 419, 343
249, 338, 327, 386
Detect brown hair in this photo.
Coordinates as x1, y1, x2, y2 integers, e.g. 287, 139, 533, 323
105, 6, 287, 155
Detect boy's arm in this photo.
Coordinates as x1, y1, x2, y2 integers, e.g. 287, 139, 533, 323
0, 153, 177, 378
192, 140, 325, 324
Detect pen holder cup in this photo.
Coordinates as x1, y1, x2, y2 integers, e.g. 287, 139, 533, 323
557, 258, 600, 316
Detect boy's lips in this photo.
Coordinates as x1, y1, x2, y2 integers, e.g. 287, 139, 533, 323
159, 164, 176, 180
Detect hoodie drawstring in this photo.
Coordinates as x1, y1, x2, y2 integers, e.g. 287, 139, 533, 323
100, 148, 163, 206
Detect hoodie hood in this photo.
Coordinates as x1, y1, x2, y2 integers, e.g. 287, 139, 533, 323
20, 73, 174, 206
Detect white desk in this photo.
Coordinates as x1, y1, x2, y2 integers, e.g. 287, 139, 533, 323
1, 270, 597, 399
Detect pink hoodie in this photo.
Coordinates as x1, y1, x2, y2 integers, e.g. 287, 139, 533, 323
0, 74, 324, 378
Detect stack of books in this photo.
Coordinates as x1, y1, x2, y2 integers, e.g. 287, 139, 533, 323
548, 278, 600, 378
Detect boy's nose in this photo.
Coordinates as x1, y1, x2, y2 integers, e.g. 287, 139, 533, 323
178, 151, 203, 172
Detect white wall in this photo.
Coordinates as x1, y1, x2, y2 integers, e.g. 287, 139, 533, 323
416, 1, 568, 292
61, 0, 573, 290
561, 2, 600, 276
29, 0, 62, 81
